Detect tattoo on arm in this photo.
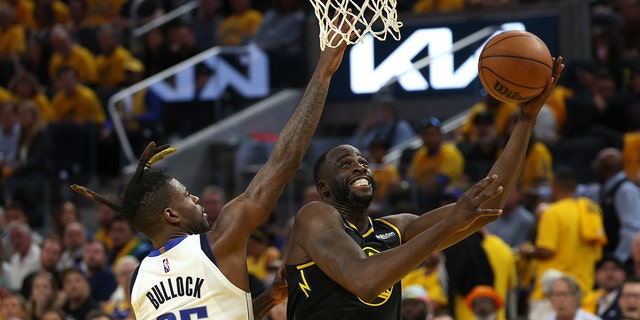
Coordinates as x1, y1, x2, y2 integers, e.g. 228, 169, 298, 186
272, 79, 328, 159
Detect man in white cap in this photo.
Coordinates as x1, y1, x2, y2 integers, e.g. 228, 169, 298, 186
402, 285, 434, 320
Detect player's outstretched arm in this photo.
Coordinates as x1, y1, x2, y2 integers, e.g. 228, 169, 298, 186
288, 175, 502, 301
397, 57, 565, 246
212, 13, 358, 239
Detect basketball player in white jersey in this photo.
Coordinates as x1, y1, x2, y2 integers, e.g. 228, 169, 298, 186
71, 13, 359, 320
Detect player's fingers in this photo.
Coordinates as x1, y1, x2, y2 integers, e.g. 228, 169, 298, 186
468, 174, 498, 197
476, 208, 503, 216
276, 263, 287, 280
473, 185, 503, 205
552, 56, 565, 83
332, 8, 351, 29
329, 9, 359, 43
343, 10, 360, 40
542, 57, 565, 94
349, 28, 361, 41
271, 278, 287, 289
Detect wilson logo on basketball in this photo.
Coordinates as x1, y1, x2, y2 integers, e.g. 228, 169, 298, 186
493, 80, 536, 102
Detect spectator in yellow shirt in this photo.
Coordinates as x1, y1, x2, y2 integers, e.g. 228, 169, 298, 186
406, 117, 464, 211
481, 229, 518, 319
623, 131, 640, 184
519, 139, 554, 190
402, 252, 449, 313
50, 66, 105, 125
0, 4, 26, 59
518, 168, 606, 320
218, 0, 263, 46
95, 23, 133, 90
49, 24, 96, 85
34, 0, 70, 28
458, 94, 518, 144
85, 0, 124, 26
247, 227, 281, 286
412, 0, 464, 14
7, 72, 55, 124
545, 85, 573, 133
1, 0, 36, 30
0, 85, 11, 102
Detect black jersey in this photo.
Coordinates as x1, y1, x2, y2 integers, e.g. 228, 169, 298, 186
286, 217, 403, 320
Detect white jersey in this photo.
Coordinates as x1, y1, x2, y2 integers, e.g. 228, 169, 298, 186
131, 234, 254, 320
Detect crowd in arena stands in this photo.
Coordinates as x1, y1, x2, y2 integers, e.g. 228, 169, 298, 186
1, 0, 640, 320
0, 0, 313, 233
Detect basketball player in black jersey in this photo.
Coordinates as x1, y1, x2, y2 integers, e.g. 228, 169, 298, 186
284, 58, 565, 319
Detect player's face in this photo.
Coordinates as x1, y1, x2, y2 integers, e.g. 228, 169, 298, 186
323, 145, 376, 210
169, 179, 211, 234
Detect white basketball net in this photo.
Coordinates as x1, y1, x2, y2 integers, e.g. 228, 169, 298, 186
310, 0, 403, 50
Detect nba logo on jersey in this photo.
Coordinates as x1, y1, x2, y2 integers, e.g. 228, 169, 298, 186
163, 258, 170, 273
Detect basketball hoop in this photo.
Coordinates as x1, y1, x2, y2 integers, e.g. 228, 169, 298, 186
309, 0, 403, 50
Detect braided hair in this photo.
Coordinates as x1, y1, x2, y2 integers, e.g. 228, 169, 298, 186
71, 142, 177, 236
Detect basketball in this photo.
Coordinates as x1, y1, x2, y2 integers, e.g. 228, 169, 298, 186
478, 30, 553, 104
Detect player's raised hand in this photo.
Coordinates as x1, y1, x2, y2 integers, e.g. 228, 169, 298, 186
445, 175, 504, 231
317, 9, 361, 76
519, 56, 565, 119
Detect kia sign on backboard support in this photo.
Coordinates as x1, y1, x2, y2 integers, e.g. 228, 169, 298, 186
328, 14, 558, 100
150, 44, 270, 103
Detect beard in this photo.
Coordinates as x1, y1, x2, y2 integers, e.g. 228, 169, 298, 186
331, 178, 376, 211
185, 213, 211, 234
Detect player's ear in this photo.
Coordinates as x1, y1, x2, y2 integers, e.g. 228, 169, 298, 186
163, 208, 180, 223
316, 181, 330, 198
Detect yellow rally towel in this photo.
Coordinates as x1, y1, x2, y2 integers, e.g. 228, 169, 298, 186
577, 197, 608, 246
